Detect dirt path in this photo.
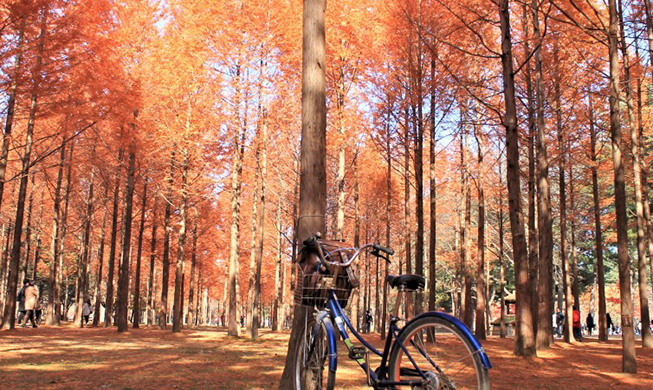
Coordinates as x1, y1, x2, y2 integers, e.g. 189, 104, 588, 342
1, 324, 652, 389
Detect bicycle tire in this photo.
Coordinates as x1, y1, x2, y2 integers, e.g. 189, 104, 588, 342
293, 316, 336, 390
387, 315, 490, 390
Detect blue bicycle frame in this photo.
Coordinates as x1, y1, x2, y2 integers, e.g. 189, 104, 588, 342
310, 290, 492, 386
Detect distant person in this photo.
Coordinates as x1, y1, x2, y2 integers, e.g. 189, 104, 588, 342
555, 309, 565, 338
365, 309, 373, 333
586, 313, 595, 336
240, 315, 244, 327
22, 280, 39, 328
82, 299, 92, 326
606, 313, 614, 334
572, 305, 582, 341
16, 279, 28, 325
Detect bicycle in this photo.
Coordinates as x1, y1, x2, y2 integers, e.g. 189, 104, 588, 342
293, 234, 492, 390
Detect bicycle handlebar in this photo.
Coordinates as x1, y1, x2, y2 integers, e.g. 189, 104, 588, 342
301, 234, 393, 267
372, 244, 394, 256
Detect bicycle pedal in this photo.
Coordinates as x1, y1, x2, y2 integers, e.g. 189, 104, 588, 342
349, 347, 366, 360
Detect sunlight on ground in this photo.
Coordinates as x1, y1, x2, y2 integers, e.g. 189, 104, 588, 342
1, 324, 652, 389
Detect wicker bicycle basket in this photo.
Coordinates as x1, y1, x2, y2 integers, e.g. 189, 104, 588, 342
295, 240, 359, 309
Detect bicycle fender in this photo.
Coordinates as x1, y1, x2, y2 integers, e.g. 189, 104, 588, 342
401, 312, 492, 370
313, 312, 338, 374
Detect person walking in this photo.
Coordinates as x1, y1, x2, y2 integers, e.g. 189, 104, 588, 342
572, 305, 582, 341
16, 279, 28, 325
82, 299, 92, 326
22, 280, 39, 328
586, 313, 595, 336
606, 312, 614, 335
555, 308, 565, 338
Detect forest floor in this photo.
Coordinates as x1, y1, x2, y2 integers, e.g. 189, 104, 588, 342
1, 323, 653, 389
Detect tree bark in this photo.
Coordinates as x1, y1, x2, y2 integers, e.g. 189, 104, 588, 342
521, 4, 539, 332
428, 59, 437, 313
618, 0, 653, 348
246, 141, 261, 336
117, 147, 136, 333
499, 162, 507, 338
173, 148, 189, 333
554, 55, 573, 342
279, 0, 327, 385
608, 0, 637, 372
92, 187, 109, 327
252, 115, 267, 338
105, 147, 124, 327
475, 118, 486, 340
147, 195, 158, 326
159, 150, 175, 329
47, 139, 66, 326
132, 178, 148, 328
74, 170, 94, 328
532, 0, 553, 350
499, 0, 536, 357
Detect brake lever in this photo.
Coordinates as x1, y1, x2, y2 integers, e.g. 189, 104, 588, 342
371, 250, 391, 263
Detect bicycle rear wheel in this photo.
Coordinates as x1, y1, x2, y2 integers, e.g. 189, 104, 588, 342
293, 317, 335, 390
388, 315, 489, 389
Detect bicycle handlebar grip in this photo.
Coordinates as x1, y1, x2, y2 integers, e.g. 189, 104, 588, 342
373, 244, 394, 256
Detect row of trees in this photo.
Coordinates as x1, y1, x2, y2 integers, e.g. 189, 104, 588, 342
2, 0, 653, 378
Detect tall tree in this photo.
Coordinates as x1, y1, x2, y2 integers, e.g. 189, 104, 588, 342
132, 178, 148, 328
608, 0, 636, 373
279, 0, 327, 385
498, 0, 536, 357
116, 146, 136, 333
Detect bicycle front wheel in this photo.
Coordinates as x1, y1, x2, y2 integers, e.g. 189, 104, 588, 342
293, 317, 335, 390
388, 315, 490, 390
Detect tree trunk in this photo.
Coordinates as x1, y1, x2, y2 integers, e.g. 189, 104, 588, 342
187, 217, 197, 327
132, 178, 148, 328
637, 80, 653, 341
47, 140, 66, 326
59, 141, 75, 321
475, 120, 486, 340
147, 195, 158, 326
228, 57, 247, 337
75, 170, 94, 328
117, 147, 136, 333
31, 185, 45, 280
521, 4, 539, 333
279, 0, 327, 385
618, 0, 653, 348
462, 114, 473, 329
554, 55, 573, 343
246, 141, 261, 336
428, 59, 437, 313
532, 0, 553, 350
105, 148, 124, 327
92, 187, 109, 327
499, 0, 536, 357
499, 162, 507, 338
19, 174, 35, 287
159, 150, 175, 329
1, 10, 46, 330
173, 148, 189, 333
252, 115, 267, 338
608, 0, 637, 372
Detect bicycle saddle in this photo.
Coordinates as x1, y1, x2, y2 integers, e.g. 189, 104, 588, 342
386, 274, 425, 291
